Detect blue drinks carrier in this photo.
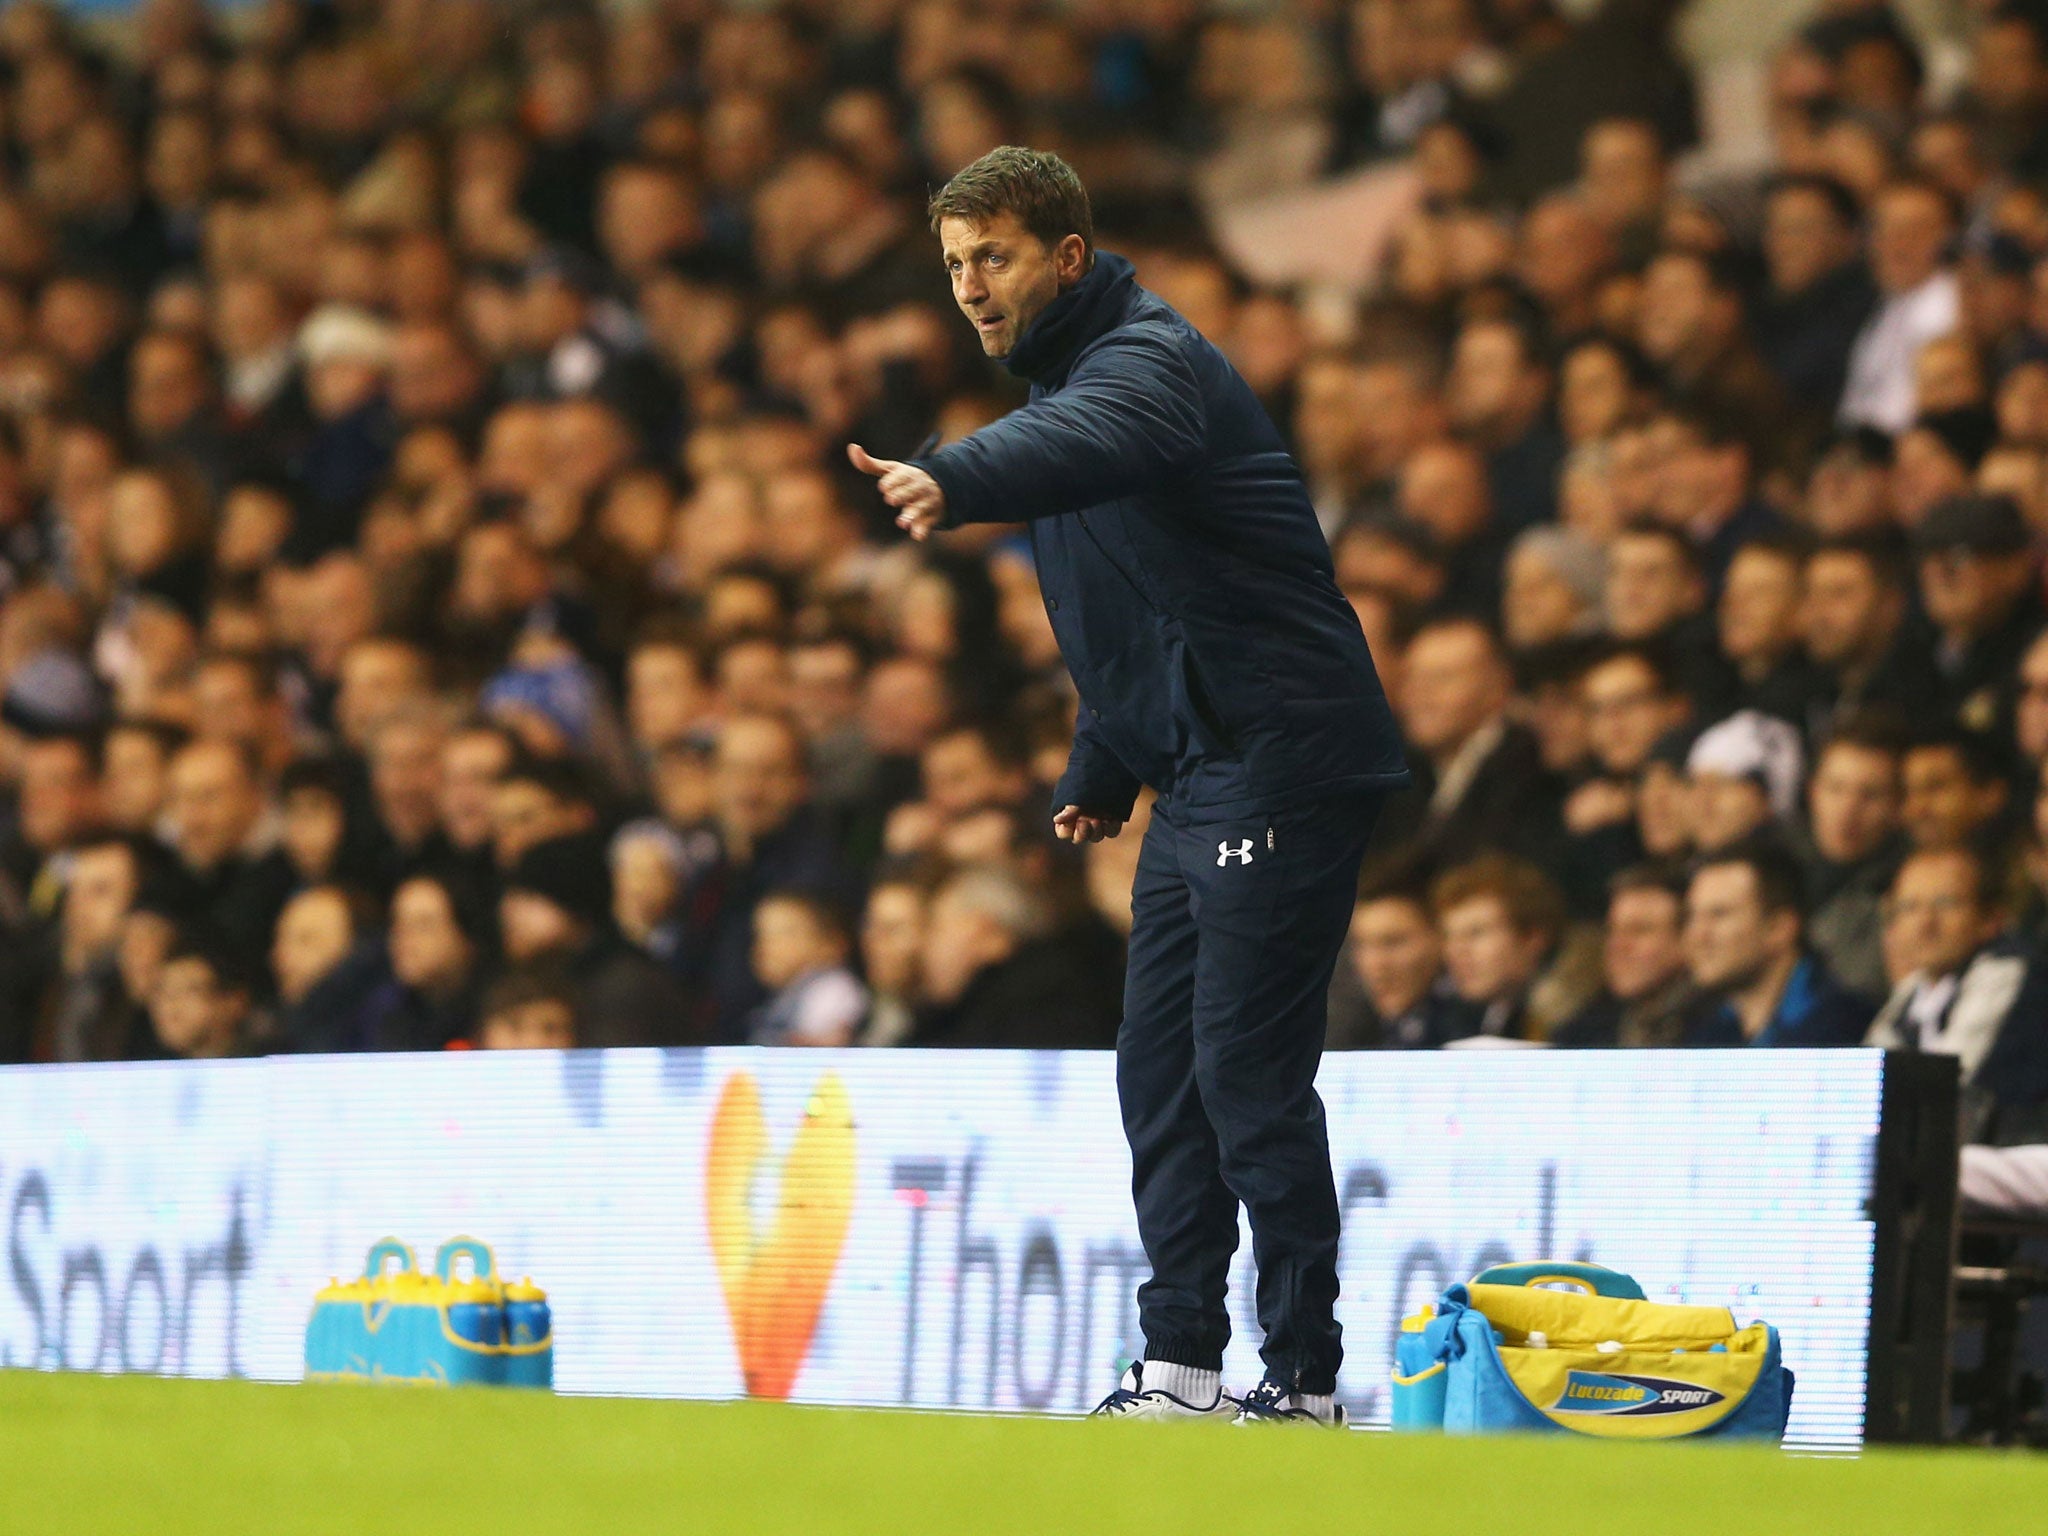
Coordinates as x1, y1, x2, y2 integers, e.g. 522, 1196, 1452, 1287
305, 1236, 554, 1388
1392, 1262, 1792, 1442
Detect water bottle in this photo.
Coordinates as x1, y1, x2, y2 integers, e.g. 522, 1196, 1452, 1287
503, 1277, 554, 1389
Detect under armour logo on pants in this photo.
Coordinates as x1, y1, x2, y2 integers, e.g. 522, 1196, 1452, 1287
1217, 839, 1254, 866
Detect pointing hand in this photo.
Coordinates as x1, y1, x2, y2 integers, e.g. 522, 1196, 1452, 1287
848, 442, 946, 541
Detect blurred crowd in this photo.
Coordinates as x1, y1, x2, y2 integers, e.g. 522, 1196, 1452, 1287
1, 0, 2047, 1142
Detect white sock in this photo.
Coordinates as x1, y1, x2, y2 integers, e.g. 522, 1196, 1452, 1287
1143, 1360, 1220, 1405
1294, 1391, 1335, 1421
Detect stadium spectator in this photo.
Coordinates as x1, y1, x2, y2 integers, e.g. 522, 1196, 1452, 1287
675, 711, 852, 1039
1913, 492, 2041, 732
147, 932, 256, 1060
610, 819, 690, 969
1681, 843, 1874, 1047
2, 729, 101, 906
1899, 727, 2012, 853
30, 831, 144, 1063
271, 884, 383, 1055
1867, 846, 2048, 1144
1388, 617, 1561, 874
162, 737, 292, 958
1685, 711, 1804, 854
913, 863, 1117, 1048
1798, 717, 1908, 999
500, 830, 691, 1048
1801, 533, 1940, 730
364, 872, 490, 1053
477, 964, 581, 1052
1430, 855, 1594, 1042
1717, 535, 1825, 724
1756, 174, 1877, 420
747, 890, 868, 1048
1564, 640, 1692, 891
1840, 179, 1961, 433
1554, 865, 1697, 1048
1339, 878, 1462, 1049
856, 873, 926, 1048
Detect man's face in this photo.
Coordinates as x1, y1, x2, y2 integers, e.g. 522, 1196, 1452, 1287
1605, 886, 1686, 1001
389, 879, 469, 991
336, 641, 426, 752
1901, 746, 2002, 850
439, 730, 511, 851
1807, 449, 1893, 537
1884, 851, 1998, 980
1809, 743, 1901, 864
151, 957, 241, 1057
862, 884, 926, 997
1636, 255, 1712, 364
1763, 186, 1854, 295
1580, 655, 1680, 777
18, 739, 98, 854
1396, 443, 1490, 547
1349, 897, 1441, 1021
752, 898, 837, 992
166, 742, 258, 873
1684, 863, 1782, 992
272, 889, 353, 1005
1802, 552, 1892, 666
370, 721, 443, 841
1446, 322, 1532, 437
788, 642, 863, 740
1718, 548, 1803, 666
1605, 534, 1700, 639
1870, 185, 1952, 296
921, 732, 1016, 817
193, 660, 269, 750
63, 844, 137, 963
939, 211, 1081, 359
1439, 895, 1545, 1006
1690, 772, 1772, 853
921, 890, 1013, 1005
1397, 625, 1506, 760
713, 717, 808, 844
102, 727, 169, 832
627, 644, 704, 752
1920, 548, 2031, 639
128, 335, 208, 439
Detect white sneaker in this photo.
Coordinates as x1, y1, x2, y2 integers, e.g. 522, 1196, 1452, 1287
1231, 1379, 1347, 1426
1088, 1363, 1236, 1420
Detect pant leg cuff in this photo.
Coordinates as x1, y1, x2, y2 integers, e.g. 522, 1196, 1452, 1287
1272, 1363, 1338, 1396
1144, 1334, 1225, 1373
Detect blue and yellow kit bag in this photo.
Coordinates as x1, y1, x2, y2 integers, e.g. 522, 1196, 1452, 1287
1392, 1262, 1792, 1441
304, 1237, 554, 1388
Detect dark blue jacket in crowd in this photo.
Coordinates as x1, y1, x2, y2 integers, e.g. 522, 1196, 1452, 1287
913, 252, 1408, 822
1681, 952, 1874, 1049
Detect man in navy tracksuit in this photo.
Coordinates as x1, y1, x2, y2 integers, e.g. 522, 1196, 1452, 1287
850, 148, 1409, 1424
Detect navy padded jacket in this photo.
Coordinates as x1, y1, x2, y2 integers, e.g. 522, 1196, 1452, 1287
912, 252, 1409, 821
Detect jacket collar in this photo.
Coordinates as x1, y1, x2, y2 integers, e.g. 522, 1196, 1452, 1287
1005, 251, 1136, 387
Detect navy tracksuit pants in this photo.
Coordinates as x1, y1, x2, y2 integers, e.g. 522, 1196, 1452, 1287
1119, 790, 1384, 1397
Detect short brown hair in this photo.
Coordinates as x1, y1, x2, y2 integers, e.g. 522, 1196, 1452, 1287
928, 145, 1093, 258
1430, 854, 1565, 943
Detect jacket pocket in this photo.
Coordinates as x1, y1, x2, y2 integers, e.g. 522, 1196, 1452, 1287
1176, 637, 1240, 756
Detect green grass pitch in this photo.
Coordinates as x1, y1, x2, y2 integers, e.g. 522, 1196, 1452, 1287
3, 1370, 2046, 1534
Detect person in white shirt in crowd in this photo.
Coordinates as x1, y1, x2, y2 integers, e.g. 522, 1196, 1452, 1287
1839, 179, 1962, 433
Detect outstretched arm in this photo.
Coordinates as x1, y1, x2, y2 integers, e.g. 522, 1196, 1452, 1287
849, 327, 1207, 536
